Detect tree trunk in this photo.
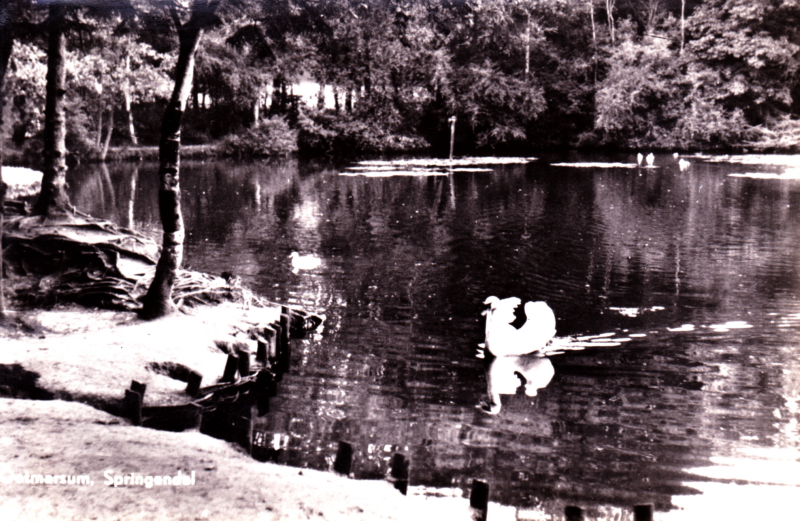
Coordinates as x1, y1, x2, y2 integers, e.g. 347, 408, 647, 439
123, 55, 138, 145
253, 92, 260, 125
589, 0, 597, 83
33, 3, 72, 216
270, 75, 283, 115
0, 0, 13, 315
100, 108, 113, 162
96, 105, 104, 148
605, 0, 616, 46
140, 1, 218, 319
317, 81, 325, 109
680, 0, 685, 54
364, 47, 372, 98
524, 11, 530, 80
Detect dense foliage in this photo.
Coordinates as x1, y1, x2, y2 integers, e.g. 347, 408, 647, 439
3, 0, 800, 160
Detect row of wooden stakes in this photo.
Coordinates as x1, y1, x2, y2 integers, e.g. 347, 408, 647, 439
122, 307, 296, 431
329, 440, 656, 521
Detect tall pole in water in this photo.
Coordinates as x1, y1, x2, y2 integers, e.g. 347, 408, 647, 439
448, 115, 457, 161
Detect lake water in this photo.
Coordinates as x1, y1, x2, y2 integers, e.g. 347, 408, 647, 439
69, 152, 800, 519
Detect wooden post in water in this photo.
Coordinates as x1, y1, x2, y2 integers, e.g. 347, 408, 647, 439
186, 370, 202, 397
389, 453, 409, 495
279, 308, 291, 374
565, 506, 584, 521
271, 322, 283, 381
255, 370, 273, 416
124, 389, 142, 426
265, 324, 278, 359
130, 380, 147, 399
222, 353, 239, 382
469, 479, 489, 521
236, 344, 251, 377
256, 334, 268, 365
633, 504, 654, 521
333, 441, 353, 477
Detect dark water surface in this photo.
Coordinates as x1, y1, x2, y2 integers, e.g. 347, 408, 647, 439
69, 153, 800, 518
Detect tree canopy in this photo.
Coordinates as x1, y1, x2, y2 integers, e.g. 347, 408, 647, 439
1, 0, 799, 158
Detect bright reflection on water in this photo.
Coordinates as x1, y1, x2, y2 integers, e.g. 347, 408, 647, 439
69, 153, 800, 518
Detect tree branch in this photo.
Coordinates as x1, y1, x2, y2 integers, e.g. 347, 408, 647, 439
169, 3, 182, 30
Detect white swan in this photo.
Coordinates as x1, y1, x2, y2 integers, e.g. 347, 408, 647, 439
678, 158, 690, 171
481, 297, 556, 357
637, 153, 644, 166
645, 153, 655, 167
290, 252, 321, 274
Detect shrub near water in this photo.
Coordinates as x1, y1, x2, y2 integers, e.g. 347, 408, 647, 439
220, 116, 297, 159
298, 107, 429, 158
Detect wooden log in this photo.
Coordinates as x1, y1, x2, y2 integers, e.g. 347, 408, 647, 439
333, 441, 353, 476
633, 504, 654, 521
222, 353, 239, 382
389, 453, 409, 495
124, 389, 142, 426
186, 370, 202, 397
469, 479, 489, 521
565, 506, 584, 521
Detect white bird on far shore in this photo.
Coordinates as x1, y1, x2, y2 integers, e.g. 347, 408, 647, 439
646, 153, 655, 166
678, 158, 690, 171
637, 153, 644, 166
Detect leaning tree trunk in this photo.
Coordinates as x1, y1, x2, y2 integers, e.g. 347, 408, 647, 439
100, 108, 113, 162
33, 3, 72, 216
0, 0, 13, 315
140, 2, 217, 319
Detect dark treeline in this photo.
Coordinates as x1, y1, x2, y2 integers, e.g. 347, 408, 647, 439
3, 0, 800, 164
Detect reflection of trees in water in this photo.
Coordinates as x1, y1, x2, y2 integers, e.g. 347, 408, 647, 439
69, 161, 158, 233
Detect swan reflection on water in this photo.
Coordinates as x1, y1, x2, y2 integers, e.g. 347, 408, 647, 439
480, 354, 555, 414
